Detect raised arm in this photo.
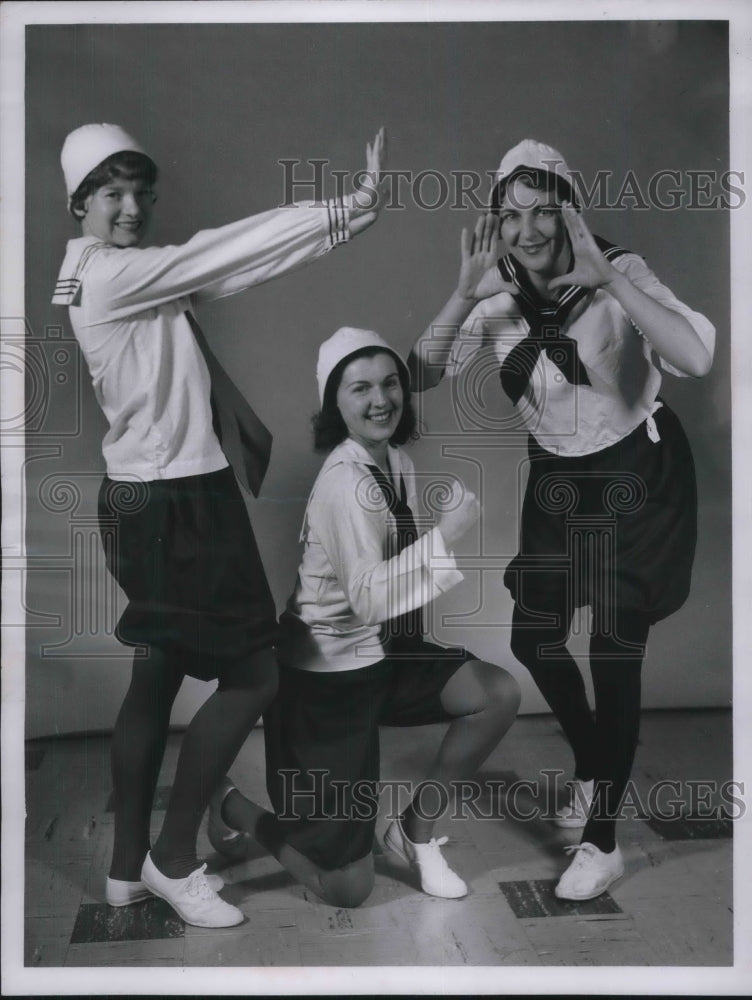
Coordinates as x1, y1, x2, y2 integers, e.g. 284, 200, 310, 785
195, 127, 388, 302
408, 214, 515, 391
348, 126, 389, 237
193, 127, 389, 303
548, 203, 714, 377
79, 130, 389, 321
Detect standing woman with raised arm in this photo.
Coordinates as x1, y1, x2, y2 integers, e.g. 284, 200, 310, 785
408, 140, 715, 900
53, 122, 387, 928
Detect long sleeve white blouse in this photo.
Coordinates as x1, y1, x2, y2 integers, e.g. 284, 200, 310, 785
445, 252, 715, 456
53, 200, 349, 481
279, 438, 464, 672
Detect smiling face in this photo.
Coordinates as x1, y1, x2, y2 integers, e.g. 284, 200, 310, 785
499, 176, 570, 285
335, 352, 404, 458
78, 177, 156, 248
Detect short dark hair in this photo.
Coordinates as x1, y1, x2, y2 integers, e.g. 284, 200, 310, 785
69, 150, 159, 219
490, 167, 577, 214
312, 347, 418, 453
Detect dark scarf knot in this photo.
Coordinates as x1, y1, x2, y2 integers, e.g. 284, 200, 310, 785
498, 236, 630, 405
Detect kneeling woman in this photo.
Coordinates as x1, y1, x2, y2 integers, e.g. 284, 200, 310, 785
209, 327, 520, 906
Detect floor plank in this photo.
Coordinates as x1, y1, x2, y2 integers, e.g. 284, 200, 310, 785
22, 709, 735, 969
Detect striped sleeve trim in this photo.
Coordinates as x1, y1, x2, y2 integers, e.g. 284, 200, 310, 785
325, 197, 350, 248
52, 279, 81, 305
52, 241, 108, 305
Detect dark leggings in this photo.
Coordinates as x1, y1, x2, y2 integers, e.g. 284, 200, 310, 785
109, 644, 277, 881
510, 601, 650, 853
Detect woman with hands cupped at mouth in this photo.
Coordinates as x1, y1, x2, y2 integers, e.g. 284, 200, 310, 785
408, 139, 715, 902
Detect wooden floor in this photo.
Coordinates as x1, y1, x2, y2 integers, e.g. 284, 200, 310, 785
21, 709, 735, 980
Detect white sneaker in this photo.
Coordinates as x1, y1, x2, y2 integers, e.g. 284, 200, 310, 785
105, 877, 153, 907
383, 818, 467, 899
554, 842, 625, 901
106, 871, 223, 907
207, 777, 253, 863
141, 852, 243, 927
553, 778, 594, 829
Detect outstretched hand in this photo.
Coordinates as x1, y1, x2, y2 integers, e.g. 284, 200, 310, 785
349, 127, 389, 235
457, 214, 517, 301
547, 202, 616, 291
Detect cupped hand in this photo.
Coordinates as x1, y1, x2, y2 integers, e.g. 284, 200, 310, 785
547, 202, 617, 291
457, 214, 517, 301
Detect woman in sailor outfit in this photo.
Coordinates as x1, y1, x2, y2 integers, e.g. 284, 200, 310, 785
407, 139, 715, 900
53, 122, 386, 928
208, 327, 520, 906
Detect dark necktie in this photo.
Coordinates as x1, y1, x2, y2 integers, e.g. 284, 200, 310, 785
498, 236, 630, 405
186, 311, 272, 497
366, 465, 424, 652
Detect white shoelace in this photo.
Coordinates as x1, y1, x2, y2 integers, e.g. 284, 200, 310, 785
562, 843, 597, 868
417, 836, 451, 867
185, 864, 216, 900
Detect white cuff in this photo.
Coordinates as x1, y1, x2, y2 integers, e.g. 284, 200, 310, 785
424, 527, 464, 590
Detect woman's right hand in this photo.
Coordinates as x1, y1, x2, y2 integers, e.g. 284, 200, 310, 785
408, 216, 516, 393
457, 214, 517, 301
436, 479, 480, 546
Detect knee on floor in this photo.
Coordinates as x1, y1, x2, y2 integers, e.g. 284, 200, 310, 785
319, 861, 375, 908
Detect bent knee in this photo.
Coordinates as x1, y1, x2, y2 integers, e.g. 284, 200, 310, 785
510, 626, 537, 667
323, 881, 373, 909
462, 660, 521, 716
481, 665, 521, 715
319, 859, 374, 908
497, 669, 522, 712
217, 650, 279, 700
510, 626, 564, 671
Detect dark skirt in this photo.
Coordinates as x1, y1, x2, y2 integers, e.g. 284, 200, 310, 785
97, 466, 278, 680
263, 642, 471, 871
503, 402, 697, 624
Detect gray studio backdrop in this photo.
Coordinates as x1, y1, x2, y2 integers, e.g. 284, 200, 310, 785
24, 20, 731, 737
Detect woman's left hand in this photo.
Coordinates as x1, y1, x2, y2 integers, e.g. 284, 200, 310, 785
350, 127, 389, 235
548, 202, 617, 291
548, 202, 712, 377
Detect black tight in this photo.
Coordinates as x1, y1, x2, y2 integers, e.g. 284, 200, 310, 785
109, 646, 277, 881
511, 602, 649, 853
109, 651, 183, 881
